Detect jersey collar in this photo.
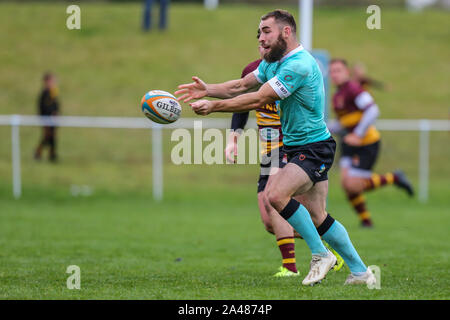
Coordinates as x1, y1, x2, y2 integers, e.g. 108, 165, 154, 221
279, 45, 304, 63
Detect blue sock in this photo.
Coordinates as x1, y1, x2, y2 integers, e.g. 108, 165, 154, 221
321, 219, 367, 273
280, 199, 327, 256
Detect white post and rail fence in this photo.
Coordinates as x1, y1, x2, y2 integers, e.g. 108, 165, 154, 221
0, 115, 448, 203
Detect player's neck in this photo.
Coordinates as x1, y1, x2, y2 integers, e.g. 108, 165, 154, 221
337, 79, 351, 89
279, 42, 301, 62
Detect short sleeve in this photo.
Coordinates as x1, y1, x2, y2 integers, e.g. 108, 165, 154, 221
267, 62, 308, 99
354, 91, 375, 110
253, 60, 268, 84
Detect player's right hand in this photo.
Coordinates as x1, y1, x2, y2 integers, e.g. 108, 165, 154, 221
224, 142, 237, 164
175, 76, 208, 103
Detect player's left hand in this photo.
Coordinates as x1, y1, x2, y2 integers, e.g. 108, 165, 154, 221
344, 133, 363, 146
190, 100, 214, 115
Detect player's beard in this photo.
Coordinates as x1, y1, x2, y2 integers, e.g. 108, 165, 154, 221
264, 34, 287, 63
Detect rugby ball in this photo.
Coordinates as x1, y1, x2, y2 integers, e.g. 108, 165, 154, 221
141, 90, 182, 124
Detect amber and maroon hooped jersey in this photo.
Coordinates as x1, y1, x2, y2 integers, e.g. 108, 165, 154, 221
238, 59, 283, 154
241, 59, 282, 128
332, 80, 380, 145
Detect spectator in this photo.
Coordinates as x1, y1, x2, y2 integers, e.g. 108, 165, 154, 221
34, 72, 59, 162
143, 0, 169, 31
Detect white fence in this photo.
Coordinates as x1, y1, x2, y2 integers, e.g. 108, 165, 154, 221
1, 115, 449, 202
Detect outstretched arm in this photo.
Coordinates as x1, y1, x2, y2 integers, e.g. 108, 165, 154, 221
189, 82, 278, 115
175, 72, 260, 103
207, 72, 261, 99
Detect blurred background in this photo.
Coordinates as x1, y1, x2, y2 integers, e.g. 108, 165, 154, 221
0, 0, 449, 299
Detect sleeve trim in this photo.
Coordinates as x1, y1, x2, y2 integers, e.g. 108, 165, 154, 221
253, 69, 264, 84
354, 91, 375, 110
268, 76, 291, 99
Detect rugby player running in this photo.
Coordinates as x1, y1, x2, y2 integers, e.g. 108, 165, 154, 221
175, 10, 375, 286
328, 58, 414, 227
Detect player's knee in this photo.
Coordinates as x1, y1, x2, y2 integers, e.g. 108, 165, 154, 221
342, 180, 354, 193
266, 189, 287, 212
310, 210, 327, 227
342, 178, 350, 191
343, 178, 362, 194
258, 192, 274, 234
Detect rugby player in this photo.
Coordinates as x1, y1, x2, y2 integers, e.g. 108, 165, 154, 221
175, 10, 375, 286
227, 55, 299, 278
225, 45, 343, 277
328, 58, 414, 227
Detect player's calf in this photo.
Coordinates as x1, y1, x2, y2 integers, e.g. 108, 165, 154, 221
346, 191, 373, 228
362, 170, 414, 196
276, 237, 298, 274
316, 213, 372, 285
259, 189, 299, 274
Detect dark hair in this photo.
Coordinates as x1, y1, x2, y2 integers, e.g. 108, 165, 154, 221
330, 58, 348, 67
261, 9, 296, 34
43, 72, 54, 81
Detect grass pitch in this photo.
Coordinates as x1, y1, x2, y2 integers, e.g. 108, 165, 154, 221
1, 179, 449, 299
0, 3, 449, 299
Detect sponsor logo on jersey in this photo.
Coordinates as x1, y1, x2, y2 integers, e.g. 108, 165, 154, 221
257, 103, 278, 114
319, 164, 326, 173
282, 75, 294, 89
274, 80, 289, 96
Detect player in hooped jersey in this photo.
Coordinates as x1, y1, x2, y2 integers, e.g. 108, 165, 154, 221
227, 56, 298, 277
328, 58, 414, 227
176, 10, 376, 286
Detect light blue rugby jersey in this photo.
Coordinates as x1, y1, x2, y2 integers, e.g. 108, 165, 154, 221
253, 45, 330, 146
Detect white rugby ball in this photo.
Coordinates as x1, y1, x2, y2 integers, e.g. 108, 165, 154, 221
141, 90, 182, 124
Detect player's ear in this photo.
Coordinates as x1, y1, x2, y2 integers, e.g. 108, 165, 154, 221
282, 25, 290, 38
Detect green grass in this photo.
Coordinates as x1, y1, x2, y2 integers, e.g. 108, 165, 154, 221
0, 177, 449, 299
0, 3, 449, 299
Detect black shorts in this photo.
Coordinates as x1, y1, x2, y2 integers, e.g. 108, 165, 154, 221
341, 140, 380, 171
257, 147, 287, 193
282, 137, 336, 184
